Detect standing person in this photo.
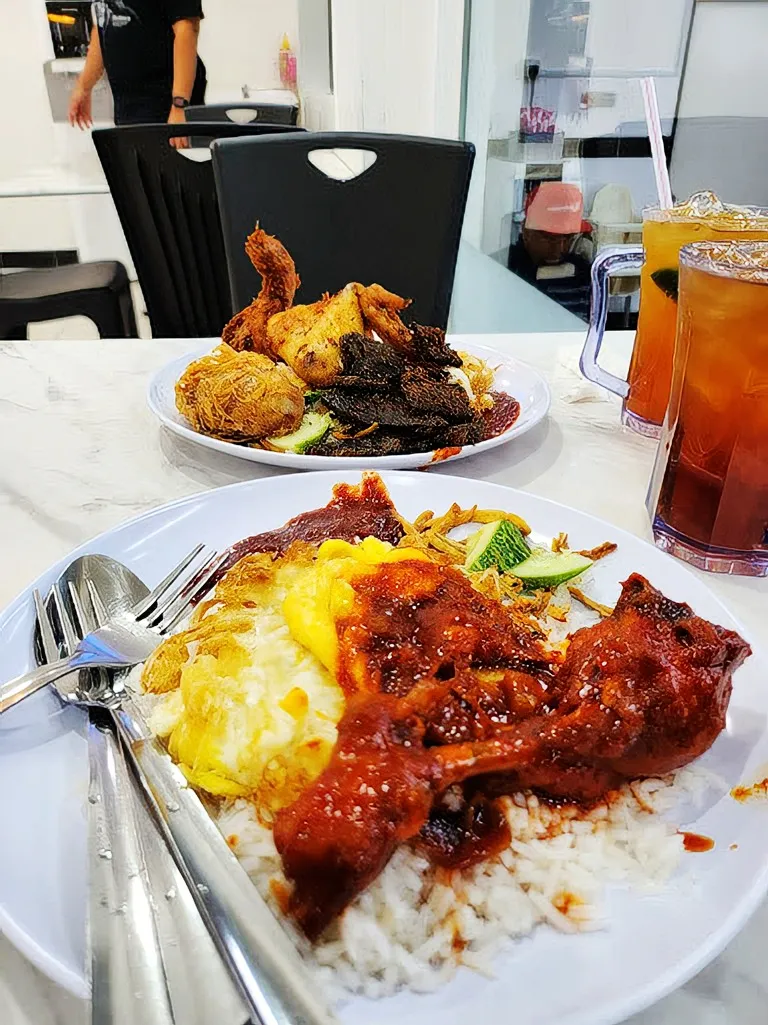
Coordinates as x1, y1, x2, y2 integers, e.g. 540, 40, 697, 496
68, 0, 206, 142
507, 182, 593, 322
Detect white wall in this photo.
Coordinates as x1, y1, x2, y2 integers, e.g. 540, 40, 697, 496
330, 0, 464, 137
0, 0, 75, 250
678, 1, 768, 118
198, 0, 299, 97
296, 0, 334, 129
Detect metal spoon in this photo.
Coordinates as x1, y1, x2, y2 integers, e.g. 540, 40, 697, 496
49, 555, 248, 1025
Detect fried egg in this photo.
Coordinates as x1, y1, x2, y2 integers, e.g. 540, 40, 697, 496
142, 538, 427, 815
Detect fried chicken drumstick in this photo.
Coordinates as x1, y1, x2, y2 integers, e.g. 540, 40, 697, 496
274, 574, 750, 939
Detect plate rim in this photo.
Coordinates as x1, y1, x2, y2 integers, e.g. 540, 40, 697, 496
146, 340, 552, 469
0, 469, 764, 1019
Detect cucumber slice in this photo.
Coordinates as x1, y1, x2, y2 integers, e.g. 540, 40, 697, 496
465, 520, 531, 573
511, 549, 593, 589
265, 411, 331, 453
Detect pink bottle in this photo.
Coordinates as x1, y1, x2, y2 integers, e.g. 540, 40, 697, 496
279, 34, 297, 91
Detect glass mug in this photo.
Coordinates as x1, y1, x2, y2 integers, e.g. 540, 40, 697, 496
581, 192, 768, 438
647, 241, 768, 577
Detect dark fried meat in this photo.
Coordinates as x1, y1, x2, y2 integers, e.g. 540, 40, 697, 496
321, 388, 451, 430
318, 336, 475, 440
408, 324, 463, 368
307, 431, 417, 458
400, 366, 473, 421
437, 421, 485, 447
307, 326, 487, 456
307, 420, 484, 458
338, 333, 405, 386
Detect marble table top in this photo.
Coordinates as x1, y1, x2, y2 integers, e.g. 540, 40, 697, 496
0, 334, 766, 1025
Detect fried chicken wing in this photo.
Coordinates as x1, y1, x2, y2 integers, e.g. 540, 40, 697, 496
274, 574, 750, 938
354, 283, 413, 350
222, 227, 300, 355
175, 343, 304, 441
266, 284, 364, 386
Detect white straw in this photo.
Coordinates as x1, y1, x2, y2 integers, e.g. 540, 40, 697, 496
640, 77, 673, 210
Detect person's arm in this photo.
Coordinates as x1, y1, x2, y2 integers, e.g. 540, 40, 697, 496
167, 17, 201, 147
68, 27, 104, 129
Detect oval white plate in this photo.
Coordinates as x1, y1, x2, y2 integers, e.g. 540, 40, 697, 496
0, 471, 766, 1025
147, 341, 551, 470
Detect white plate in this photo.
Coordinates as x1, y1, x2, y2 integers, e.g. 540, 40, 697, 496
0, 471, 766, 1025
147, 341, 551, 470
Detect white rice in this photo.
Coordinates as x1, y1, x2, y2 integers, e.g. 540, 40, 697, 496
132, 552, 721, 1003
216, 764, 715, 1003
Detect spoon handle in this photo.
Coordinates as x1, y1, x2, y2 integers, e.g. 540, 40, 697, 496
115, 697, 339, 1025
88, 712, 176, 1025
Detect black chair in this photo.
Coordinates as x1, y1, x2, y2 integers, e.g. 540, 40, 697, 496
187, 102, 298, 126
92, 122, 304, 338
0, 261, 137, 340
211, 132, 475, 330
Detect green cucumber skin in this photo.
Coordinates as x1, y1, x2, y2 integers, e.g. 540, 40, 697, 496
267, 412, 331, 453
466, 520, 530, 573
512, 551, 593, 589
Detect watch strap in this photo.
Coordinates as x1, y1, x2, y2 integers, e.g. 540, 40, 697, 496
172, 96, 190, 109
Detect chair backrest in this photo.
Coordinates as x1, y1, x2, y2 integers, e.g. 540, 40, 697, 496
212, 132, 475, 329
187, 102, 298, 126
92, 123, 303, 338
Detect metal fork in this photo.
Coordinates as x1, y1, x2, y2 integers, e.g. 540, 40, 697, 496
40, 560, 248, 1025
0, 546, 224, 714
37, 587, 176, 1025
55, 570, 339, 1025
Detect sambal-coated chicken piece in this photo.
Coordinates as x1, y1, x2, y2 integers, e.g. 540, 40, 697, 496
274, 574, 750, 939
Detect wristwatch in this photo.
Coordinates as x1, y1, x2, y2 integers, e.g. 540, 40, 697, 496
172, 96, 190, 109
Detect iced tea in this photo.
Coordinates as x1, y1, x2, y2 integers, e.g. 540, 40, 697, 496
629, 194, 768, 434
647, 241, 768, 576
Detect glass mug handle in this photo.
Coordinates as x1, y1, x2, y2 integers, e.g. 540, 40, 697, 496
580, 245, 645, 399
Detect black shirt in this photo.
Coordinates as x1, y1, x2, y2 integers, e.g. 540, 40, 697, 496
93, 0, 206, 117
507, 238, 592, 322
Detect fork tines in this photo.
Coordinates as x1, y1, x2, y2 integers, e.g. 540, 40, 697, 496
140, 548, 228, 635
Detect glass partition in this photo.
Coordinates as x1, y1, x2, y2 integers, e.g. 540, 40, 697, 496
460, 0, 739, 331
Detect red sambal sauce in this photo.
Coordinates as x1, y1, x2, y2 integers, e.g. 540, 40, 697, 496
731, 778, 768, 802
214, 475, 405, 580
483, 391, 521, 440
679, 831, 715, 853
430, 446, 463, 464
334, 558, 553, 698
